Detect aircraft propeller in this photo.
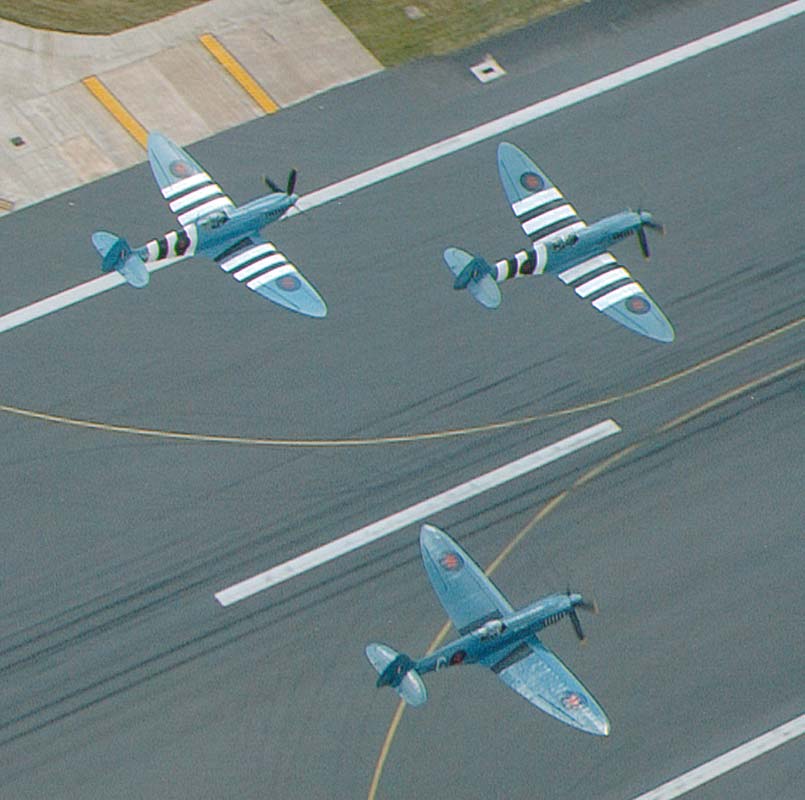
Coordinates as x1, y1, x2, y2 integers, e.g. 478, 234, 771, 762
567, 592, 599, 644
264, 169, 298, 197
634, 209, 665, 260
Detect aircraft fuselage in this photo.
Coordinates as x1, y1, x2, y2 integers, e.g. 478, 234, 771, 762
134, 191, 296, 265
542, 210, 648, 274
414, 592, 583, 675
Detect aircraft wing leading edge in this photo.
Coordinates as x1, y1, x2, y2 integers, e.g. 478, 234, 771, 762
419, 524, 513, 635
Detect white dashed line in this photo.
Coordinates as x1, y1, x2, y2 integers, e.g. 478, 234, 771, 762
629, 712, 805, 800
214, 419, 621, 606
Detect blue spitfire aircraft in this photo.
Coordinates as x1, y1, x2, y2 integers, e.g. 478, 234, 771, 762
366, 524, 610, 736
444, 142, 674, 342
92, 131, 327, 318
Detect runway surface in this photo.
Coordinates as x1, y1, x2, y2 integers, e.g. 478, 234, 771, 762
0, 1, 802, 798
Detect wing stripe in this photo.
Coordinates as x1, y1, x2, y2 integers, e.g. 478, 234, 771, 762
161, 172, 209, 199
247, 263, 297, 290
512, 187, 563, 217
535, 220, 586, 244
168, 183, 224, 212
522, 204, 578, 236
592, 281, 643, 310
220, 242, 277, 272
558, 253, 617, 283
233, 253, 287, 281
574, 267, 630, 298
177, 196, 233, 226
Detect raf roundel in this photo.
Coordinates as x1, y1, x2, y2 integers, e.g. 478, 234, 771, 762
519, 171, 544, 192
439, 551, 464, 572
625, 295, 651, 315
561, 691, 587, 710
169, 159, 194, 178
276, 274, 301, 292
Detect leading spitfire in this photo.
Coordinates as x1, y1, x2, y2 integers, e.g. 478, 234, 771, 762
93, 131, 327, 318
445, 142, 674, 342
367, 524, 610, 736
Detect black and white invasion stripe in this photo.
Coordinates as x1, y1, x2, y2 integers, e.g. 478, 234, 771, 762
143, 223, 198, 263
494, 243, 548, 281
512, 186, 586, 245
218, 241, 297, 291
557, 252, 644, 310
161, 172, 234, 226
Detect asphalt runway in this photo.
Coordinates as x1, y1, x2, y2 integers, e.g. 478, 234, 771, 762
1, 1, 803, 798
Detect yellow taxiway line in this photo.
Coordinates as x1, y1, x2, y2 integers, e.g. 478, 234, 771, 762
82, 76, 148, 148
0, 317, 801, 448
199, 33, 278, 114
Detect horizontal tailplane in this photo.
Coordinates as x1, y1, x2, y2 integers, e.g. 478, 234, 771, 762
443, 246, 501, 310
365, 643, 427, 707
92, 231, 149, 288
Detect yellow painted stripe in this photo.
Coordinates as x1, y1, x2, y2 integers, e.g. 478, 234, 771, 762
82, 75, 148, 148
199, 33, 278, 114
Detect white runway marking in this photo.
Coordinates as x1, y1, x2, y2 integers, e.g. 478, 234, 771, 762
0, 257, 181, 335
629, 712, 805, 800
294, 0, 805, 214
1, 2, 801, 335
214, 419, 621, 606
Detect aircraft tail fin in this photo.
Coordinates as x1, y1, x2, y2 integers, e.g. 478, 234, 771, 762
92, 231, 149, 288
365, 643, 427, 707
443, 247, 501, 309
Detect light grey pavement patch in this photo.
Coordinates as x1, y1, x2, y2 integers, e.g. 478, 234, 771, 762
214, 419, 621, 605
630, 712, 805, 800
3, 0, 802, 336
0, 0, 380, 211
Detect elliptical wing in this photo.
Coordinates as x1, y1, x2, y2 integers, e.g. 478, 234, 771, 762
215, 235, 327, 318
483, 636, 610, 735
497, 142, 586, 246
148, 131, 236, 226
419, 524, 512, 634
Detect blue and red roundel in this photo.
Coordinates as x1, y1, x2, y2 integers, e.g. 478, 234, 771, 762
561, 691, 587, 710
626, 295, 651, 315
169, 159, 194, 178
276, 274, 301, 292
520, 171, 544, 191
439, 551, 464, 571
449, 650, 466, 665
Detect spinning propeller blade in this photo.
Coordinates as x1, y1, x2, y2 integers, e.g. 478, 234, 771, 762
264, 175, 282, 193
569, 610, 586, 643
638, 226, 650, 259
264, 169, 299, 197
635, 209, 665, 260
566, 590, 598, 643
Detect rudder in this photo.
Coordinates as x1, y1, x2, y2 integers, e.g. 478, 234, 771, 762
365, 643, 427, 707
93, 231, 149, 288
